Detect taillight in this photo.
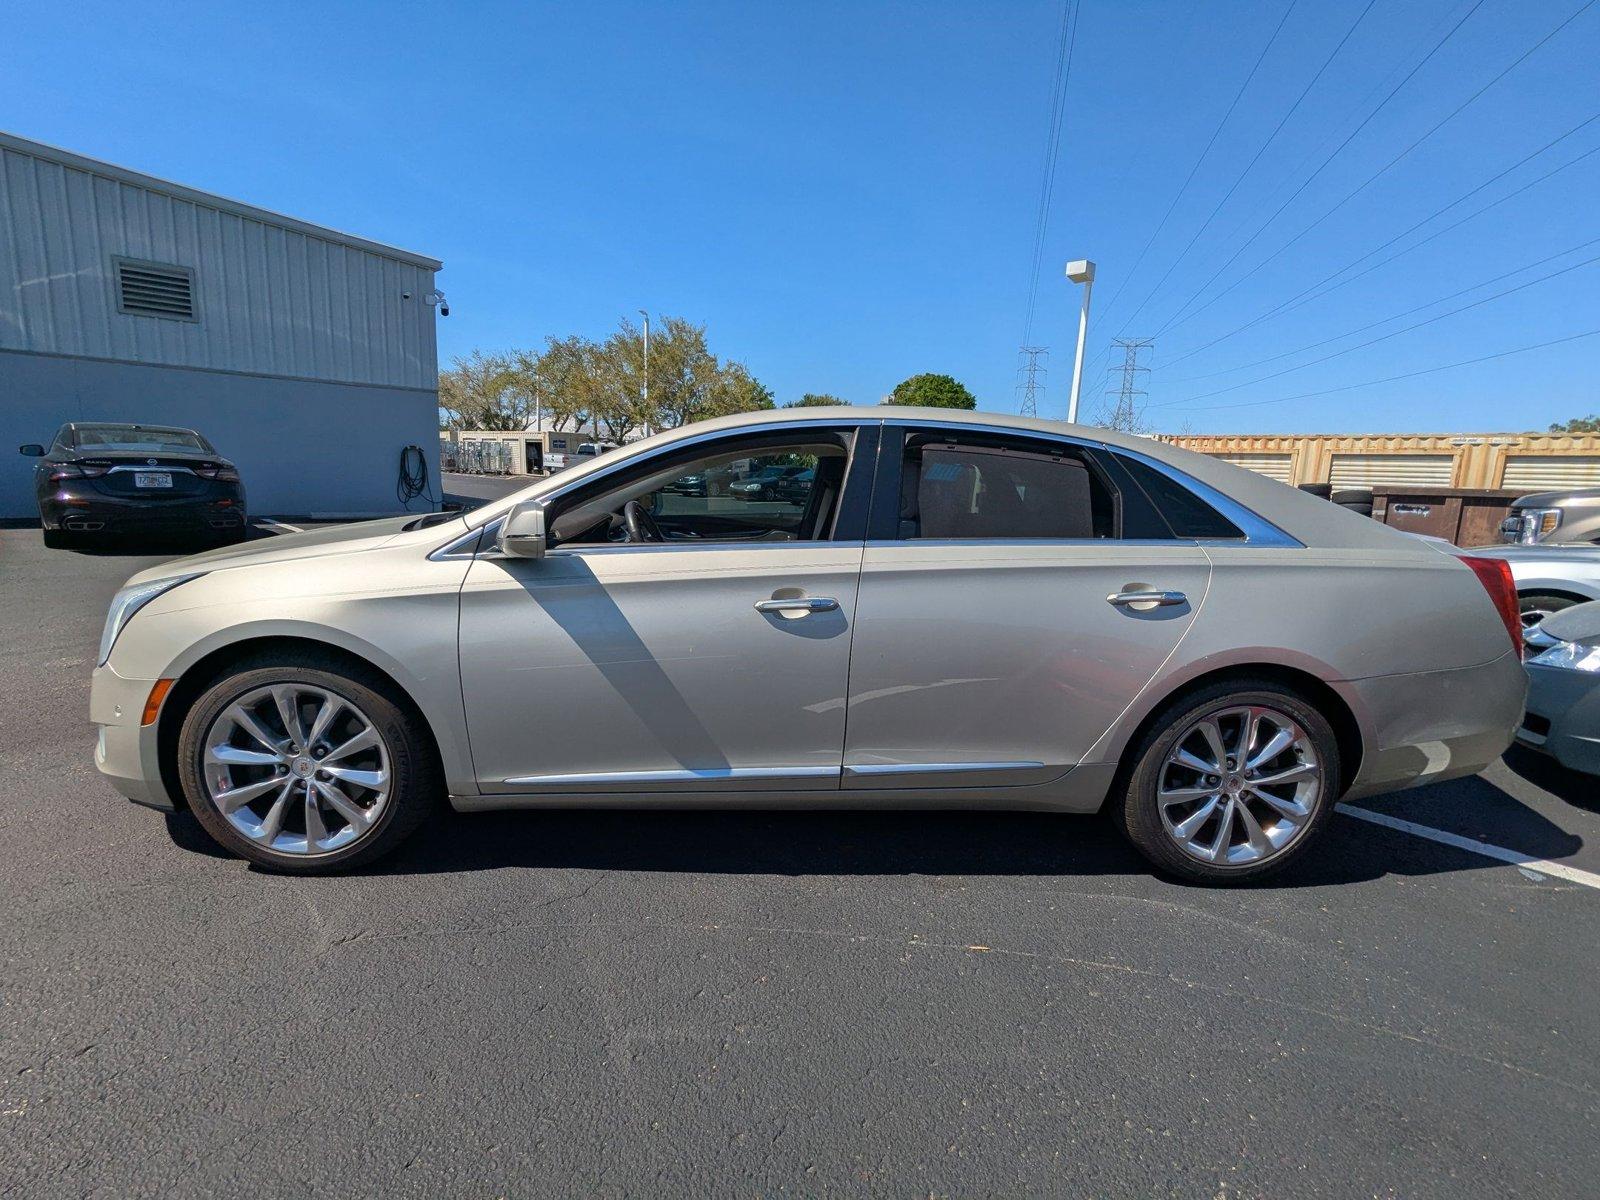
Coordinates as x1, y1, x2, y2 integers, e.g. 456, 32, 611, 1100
1457, 554, 1521, 651
194, 463, 240, 481
48, 462, 109, 481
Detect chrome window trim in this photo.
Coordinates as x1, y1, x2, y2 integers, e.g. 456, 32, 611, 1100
881, 417, 1301, 549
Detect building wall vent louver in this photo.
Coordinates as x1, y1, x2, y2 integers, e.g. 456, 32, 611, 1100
114, 257, 196, 320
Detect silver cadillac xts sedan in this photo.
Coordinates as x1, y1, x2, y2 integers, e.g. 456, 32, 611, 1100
90, 408, 1527, 882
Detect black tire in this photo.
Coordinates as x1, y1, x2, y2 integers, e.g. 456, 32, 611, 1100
1336, 502, 1374, 518
1519, 592, 1581, 630
176, 650, 442, 873
1329, 488, 1372, 505
1112, 680, 1342, 884
1297, 483, 1332, 499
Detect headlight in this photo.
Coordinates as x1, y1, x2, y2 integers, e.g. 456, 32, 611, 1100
1529, 640, 1600, 673
98, 574, 203, 666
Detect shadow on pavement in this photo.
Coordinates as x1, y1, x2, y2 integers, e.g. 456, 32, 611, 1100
332, 772, 1575, 888
1499, 745, 1600, 814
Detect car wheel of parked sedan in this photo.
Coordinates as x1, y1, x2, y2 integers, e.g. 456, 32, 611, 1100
177, 653, 440, 873
1518, 592, 1580, 631
1115, 681, 1340, 884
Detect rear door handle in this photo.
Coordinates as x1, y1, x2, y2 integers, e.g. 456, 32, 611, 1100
754, 597, 839, 615
1107, 589, 1187, 608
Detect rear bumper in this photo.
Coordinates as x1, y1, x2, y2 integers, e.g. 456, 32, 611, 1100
41, 481, 246, 533
90, 664, 175, 810
1341, 650, 1527, 800
1516, 662, 1600, 776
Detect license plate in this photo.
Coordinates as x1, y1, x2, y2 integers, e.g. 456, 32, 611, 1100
133, 472, 173, 488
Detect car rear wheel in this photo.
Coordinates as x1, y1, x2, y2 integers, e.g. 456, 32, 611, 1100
1114, 681, 1341, 883
176, 653, 441, 873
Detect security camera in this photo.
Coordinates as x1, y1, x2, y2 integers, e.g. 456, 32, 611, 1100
425, 290, 449, 318
402, 291, 413, 300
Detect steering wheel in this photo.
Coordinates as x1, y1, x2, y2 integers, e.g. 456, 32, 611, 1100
623, 499, 665, 543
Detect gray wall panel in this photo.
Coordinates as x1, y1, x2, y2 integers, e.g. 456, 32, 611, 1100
0, 142, 439, 390
2, 350, 441, 519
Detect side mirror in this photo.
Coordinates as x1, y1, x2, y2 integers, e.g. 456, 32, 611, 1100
18, 444, 45, 457
498, 501, 547, 559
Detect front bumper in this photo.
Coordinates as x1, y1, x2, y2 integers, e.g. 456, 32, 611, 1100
1341, 649, 1527, 800
90, 664, 176, 810
1517, 661, 1600, 776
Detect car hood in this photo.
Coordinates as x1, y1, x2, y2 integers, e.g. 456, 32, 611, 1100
1538, 600, 1600, 644
121, 514, 463, 587
1465, 544, 1600, 563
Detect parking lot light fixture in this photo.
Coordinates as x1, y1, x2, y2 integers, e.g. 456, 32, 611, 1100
1065, 259, 1095, 424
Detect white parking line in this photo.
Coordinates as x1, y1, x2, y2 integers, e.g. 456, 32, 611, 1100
255, 518, 305, 534
1337, 803, 1600, 891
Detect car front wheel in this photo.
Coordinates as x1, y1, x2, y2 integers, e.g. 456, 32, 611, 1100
176, 652, 440, 873
1114, 681, 1340, 883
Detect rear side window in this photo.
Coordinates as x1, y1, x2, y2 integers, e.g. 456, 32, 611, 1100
1112, 453, 1244, 539
903, 441, 1114, 539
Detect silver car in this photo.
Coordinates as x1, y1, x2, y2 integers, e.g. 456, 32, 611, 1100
1519, 600, 1600, 775
1464, 542, 1600, 630
90, 408, 1527, 882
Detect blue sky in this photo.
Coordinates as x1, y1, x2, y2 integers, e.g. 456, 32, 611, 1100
6, 0, 1597, 432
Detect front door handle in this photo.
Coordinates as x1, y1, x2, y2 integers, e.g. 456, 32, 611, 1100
754, 597, 839, 615
1107, 589, 1187, 608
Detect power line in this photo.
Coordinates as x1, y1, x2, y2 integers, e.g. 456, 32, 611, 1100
1107, 0, 1378, 339
1020, 0, 1080, 345
1016, 346, 1049, 417
1089, 0, 1300, 335
1149, 327, 1600, 413
1144, 0, 1490, 338
1176, 232, 1600, 382
1159, 248, 1600, 406
1161, 126, 1600, 368
1082, 0, 1480, 391
1154, 0, 1599, 339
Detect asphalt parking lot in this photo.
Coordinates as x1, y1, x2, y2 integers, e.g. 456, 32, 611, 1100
3, 515, 1599, 1198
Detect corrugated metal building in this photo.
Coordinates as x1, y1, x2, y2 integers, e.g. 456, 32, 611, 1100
0, 131, 443, 520
1160, 433, 1600, 492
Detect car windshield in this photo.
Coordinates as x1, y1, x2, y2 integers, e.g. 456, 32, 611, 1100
73, 425, 210, 452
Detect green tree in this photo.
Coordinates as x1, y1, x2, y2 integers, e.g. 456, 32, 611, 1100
438, 350, 532, 430
1549, 415, 1600, 433
886, 373, 977, 410
788, 393, 849, 407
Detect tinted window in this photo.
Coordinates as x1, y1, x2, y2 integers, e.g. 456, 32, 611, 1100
904, 442, 1112, 540
552, 439, 848, 546
73, 425, 209, 452
1114, 453, 1244, 539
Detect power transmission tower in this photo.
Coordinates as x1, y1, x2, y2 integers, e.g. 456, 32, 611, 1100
1104, 337, 1153, 431
1016, 345, 1049, 417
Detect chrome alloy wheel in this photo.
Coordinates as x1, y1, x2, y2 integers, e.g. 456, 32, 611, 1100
201, 683, 392, 856
1157, 705, 1321, 867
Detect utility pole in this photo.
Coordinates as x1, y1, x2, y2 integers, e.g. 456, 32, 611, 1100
638, 309, 651, 438
1105, 337, 1153, 431
1016, 346, 1048, 418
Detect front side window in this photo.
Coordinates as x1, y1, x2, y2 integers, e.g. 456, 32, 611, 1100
549, 434, 852, 547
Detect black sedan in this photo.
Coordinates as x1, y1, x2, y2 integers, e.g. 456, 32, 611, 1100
19, 422, 247, 549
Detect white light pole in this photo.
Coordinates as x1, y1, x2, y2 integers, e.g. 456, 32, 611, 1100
638, 309, 651, 438
1064, 259, 1095, 424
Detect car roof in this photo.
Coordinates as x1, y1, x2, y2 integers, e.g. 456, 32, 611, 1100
471, 406, 1426, 552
